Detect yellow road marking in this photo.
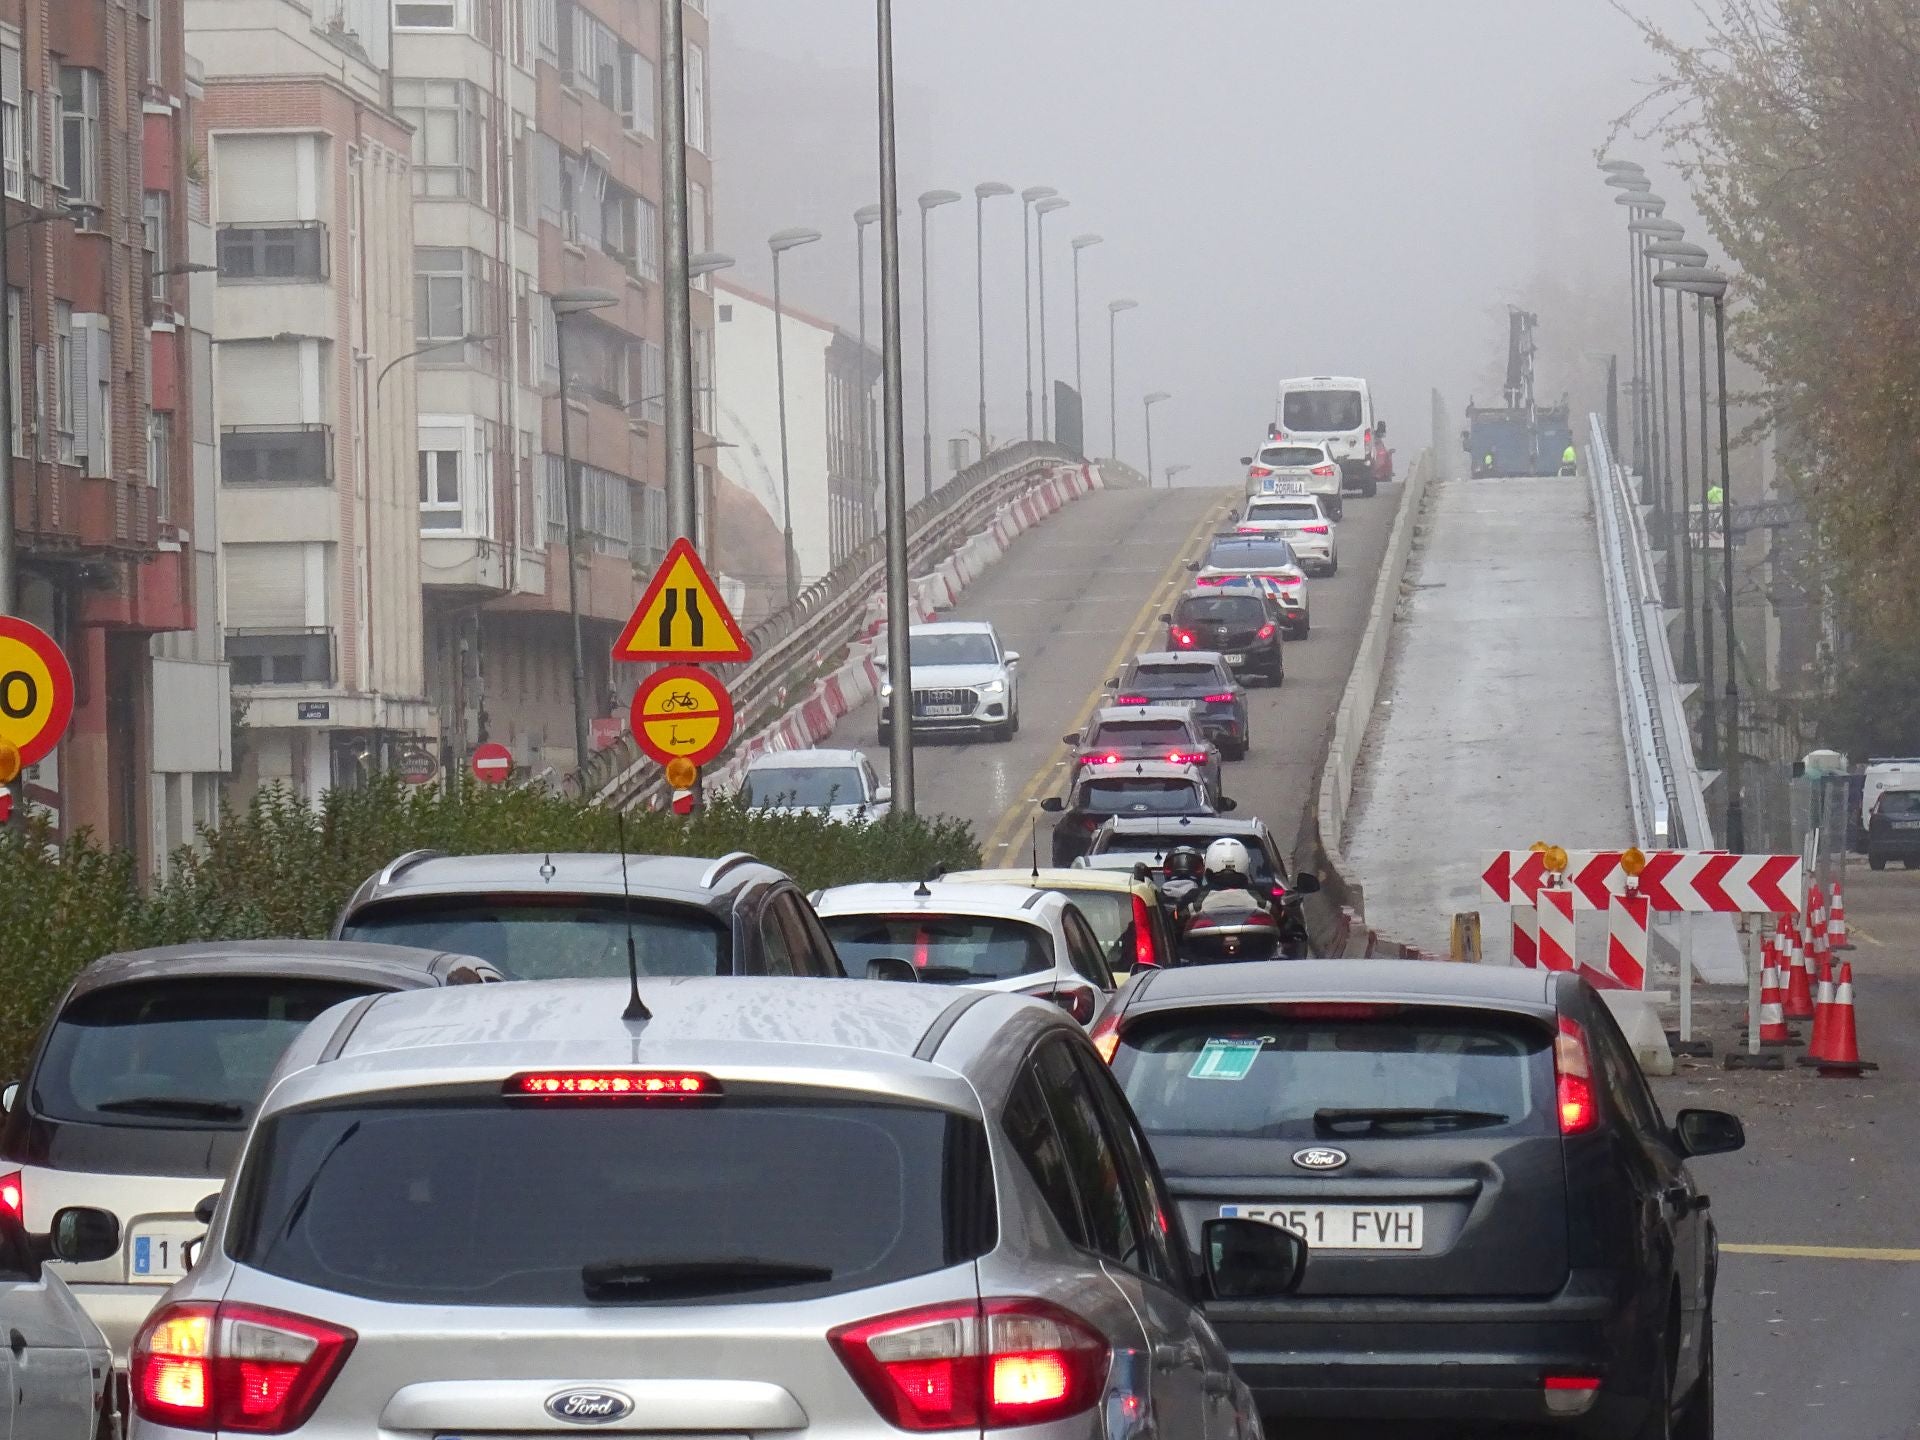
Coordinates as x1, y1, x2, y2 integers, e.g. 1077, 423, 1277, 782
1723, 1243, 1920, 1262
979, 497, 1233, 860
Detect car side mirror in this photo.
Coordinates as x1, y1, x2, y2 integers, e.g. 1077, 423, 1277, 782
1291, 871, 1321, 895
1674, 1108, 1745, 1158
49, 1207, 120, 1265
1, 1081, 14, 1113
864, 957, 919, 983
873, 784, 892, 804
1038, 797, 1066, 814
1106, 676, 1120, 689
194, 1193, 221, 1226
1183, 560, 1199, 572
1004, 651, 1020, 665
1158, 612, 1172, 625
1217, 796, 1238, 813
1061, 733, 1080, 746
1203, 1216, 1307, 1299
1375, 422, 1387, 438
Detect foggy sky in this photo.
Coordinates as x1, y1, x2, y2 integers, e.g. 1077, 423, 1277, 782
710, 1, 1701, 486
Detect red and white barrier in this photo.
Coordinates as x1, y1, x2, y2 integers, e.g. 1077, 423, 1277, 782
1536, 889, 1576, 972
1511, 905, 1538, 968
1600, 893, 1649, 989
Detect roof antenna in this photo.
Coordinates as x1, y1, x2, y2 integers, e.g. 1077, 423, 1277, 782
617, 812, 651, 1021
915, 863, 939, 899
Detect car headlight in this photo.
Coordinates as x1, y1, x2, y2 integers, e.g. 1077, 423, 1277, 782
980, 678, 1007, 696
880, 681, 893, 699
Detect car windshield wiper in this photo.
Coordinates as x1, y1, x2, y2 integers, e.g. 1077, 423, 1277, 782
95, 1096, 246, 1121
581, 1258, 833, 1300
1313, 1107, 1509, 1136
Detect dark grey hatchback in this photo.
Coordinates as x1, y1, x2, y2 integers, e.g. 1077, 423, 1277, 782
1094, 959, 1744, 1438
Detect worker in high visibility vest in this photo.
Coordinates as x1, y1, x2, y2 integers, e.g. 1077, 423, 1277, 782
1706, 484, 1724, 506
1560, 444, 1577, 475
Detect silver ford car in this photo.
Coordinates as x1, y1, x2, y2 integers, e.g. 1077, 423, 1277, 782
127, 977, 1305, 1438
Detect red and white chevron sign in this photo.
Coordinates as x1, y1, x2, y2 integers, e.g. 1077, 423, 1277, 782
1482, 850, 1802, 914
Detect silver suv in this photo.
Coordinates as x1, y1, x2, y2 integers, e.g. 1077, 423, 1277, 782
128, 978, 1305, 1437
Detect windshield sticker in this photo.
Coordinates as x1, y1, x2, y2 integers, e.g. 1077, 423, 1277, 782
1189, 1038, 1263, 1080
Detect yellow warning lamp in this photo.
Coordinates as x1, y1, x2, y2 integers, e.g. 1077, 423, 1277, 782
0, 739, 21, 785
1528, 840, 1548, 854
664, 757, 698, 790
1619, 846, 1647, 878
1542, 845, 1569, 874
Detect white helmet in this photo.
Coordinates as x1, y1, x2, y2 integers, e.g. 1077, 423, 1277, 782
1203, 837, 1252, 884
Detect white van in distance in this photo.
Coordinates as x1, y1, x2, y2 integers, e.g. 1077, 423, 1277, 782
1272, 376, 1378, 497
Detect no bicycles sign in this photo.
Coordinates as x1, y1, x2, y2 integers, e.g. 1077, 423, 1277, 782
629, 665, 735, 767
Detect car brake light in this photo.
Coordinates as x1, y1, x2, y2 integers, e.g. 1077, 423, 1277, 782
0, 1170, 20, 1221
1300, 522, 1329, 534
1173, 629, 1195, 647
1115, 694, 1148, 706
1131, 892, 1156, 970
1270, 1002, 1397, 1020
1248, 465, 1272, 477
1554, 1016, 1598, 1134
1256, 622, 1276, 640
1363, 428, 1372, 447
132, 1301, 356, 1434
1204, 693, 1236, 704
1090, 1013, 1122, 1064
1311, 463, 1336, 477
1543, 1375, 1602, 1416
830, 1298, 1108, 1432
1274, 575, 1304, 586
506, 1071, 718, 1098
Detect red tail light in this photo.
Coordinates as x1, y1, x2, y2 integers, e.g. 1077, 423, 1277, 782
1256, 622, 1276, 640
1131, 892, 1157, 970
1248, 465, 1272, 477
830, 1298, 1108, 1431
507, 1071, 718, 1098
1115, 694, 1148, 705
0, 1170, 21, 1222
1311, 463, 1336, 477
132, 1302, 356, 1434
1554, 1016, 1599, 1135
1299, 522, 1329, 534
1273, 575, 1304, 587
1173, 629, 1195, 647
1203, 693, 1236, 704
1165, 750, 1207, 766
1090, 1013, 1122, 1064
1362, 429, 1372, 447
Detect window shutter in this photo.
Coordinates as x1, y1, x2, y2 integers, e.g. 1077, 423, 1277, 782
67, 312, 90, 468
82, 315, 110, 478
225, 542, 307, 628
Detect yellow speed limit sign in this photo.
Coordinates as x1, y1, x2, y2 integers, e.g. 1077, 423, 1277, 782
629, 665, 735, 767
0, 617, 74, 767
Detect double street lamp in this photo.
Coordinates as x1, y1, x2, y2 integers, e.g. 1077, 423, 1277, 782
855, 204, 884, 531
1143, 391, 1170, 490
917, 189, 961, 497
769, 226, 823, 607
973, 183, 1012, 461
1018, 186, 1056, 440
1069, 234, 1103, 427
1645, 236, 1708, 683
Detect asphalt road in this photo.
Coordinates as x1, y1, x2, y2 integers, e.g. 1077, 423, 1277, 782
827, 474, 1407, 869
1652, 867, 1920, 1440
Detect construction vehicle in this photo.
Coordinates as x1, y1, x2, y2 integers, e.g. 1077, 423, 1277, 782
1462, 308, 1574, 477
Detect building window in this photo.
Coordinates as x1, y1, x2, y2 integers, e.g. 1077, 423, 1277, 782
395, 78, 482, 200
632, 478, 667, 572
225, 630, 333, 685
56, 67, 101, 205
563, 2, 621, 109
418, 447, 463, 530
544, 455, 634, 555
622, 50, 655, 137
217, 224, 327, 281
637, 340, 664, 424
393, 0, 460, 29
532, 0, 559, 57
220, 425, 333, 486
563, 317, 628, 407
685, 42, 707, 154
1, 36, 23, 201
635, 195, 660, 282
144, 191, 170, 300
415, 248, 469, 342
148, 411, 172, 522
53, 301, 73, 464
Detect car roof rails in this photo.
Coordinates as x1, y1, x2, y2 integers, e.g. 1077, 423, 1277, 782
699, 851, 763, 889
376, 848, 447, 888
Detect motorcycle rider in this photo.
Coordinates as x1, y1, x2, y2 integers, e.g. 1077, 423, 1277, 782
1159, 845, 1208, 925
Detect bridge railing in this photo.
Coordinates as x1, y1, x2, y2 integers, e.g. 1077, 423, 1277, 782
589, 441, 1087, 810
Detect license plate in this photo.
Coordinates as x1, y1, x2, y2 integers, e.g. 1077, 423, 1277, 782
1221, 1202, 1424, 1251
1894, 820, 1920, 830
1223, 653, 1246, 664
922, 703, 965, 717
1268, 479, 1309, 494
130, 1221, 204, 1280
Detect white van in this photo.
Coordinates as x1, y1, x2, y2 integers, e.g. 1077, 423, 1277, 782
1863, 758, 1920, 829
1273, 376, 1378, 497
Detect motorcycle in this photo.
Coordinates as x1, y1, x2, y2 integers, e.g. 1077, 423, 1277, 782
1178, 876, 1316, 963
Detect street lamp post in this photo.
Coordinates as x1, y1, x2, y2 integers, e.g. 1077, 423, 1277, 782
1632, 214, 1684, 587
877, 0, 915, 813
1610, 179, 1655, 491
549, 287, 619, 785
1618, 190, 1666, 520
1656, 264, 1740, 847
1069, 234, 1102, 423
1649, 238, 1708, 683
1164, 463, 1190, 490
1143, 392, 1169, 491
1018, 187, 1056, 440
855, 205, 883, 537
1033, 196, 1069, 439
769, 226, 823, 607
1106, 299, 1137, 462
973, 184, 1012, 464
917, 189, 961, 498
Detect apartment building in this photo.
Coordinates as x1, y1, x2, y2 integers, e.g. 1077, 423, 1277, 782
1, 0, 218, 868
189, 0, 435, 800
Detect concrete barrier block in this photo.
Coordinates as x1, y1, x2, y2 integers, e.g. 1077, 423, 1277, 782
1600, 991, 1677, 1075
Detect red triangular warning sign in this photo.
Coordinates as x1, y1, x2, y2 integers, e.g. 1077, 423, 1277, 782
612, 538, 753, 664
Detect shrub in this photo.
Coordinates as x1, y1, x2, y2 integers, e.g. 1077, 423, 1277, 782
0, 780, 978, 1077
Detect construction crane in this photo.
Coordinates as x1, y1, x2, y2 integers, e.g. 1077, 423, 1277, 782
1462, 308, 1574, 477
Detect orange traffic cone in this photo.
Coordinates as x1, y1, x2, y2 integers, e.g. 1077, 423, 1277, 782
1800, 958, 1837, 1066
1758, 942, 1792, 1047
1782, 918, 1816, 1022
1830, 880, 1854, 951
1815, 963, 1878, 1076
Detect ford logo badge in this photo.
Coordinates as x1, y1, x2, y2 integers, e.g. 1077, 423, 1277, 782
1292, 1146, 1349, 1171
545, 1389, 635, 1426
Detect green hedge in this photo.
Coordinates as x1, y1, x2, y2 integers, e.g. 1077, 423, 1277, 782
0, 778, 979, 1079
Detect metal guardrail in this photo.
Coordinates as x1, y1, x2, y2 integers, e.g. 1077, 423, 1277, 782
591, 440, 1084, 809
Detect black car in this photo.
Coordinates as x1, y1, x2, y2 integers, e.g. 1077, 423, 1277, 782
1040, 759, 1230, 866
1096, 959, 1744, 1437
1112, 652, 1250, 759
1866, 788, 1920, 870
1083, 813, 1294, 899
334, 849, 850, 978
1164, 586, 1286, 684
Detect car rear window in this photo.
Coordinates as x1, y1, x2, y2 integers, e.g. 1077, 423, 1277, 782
1205, 539, 1296, 569
341, 899, 726, 981
229, 1095, 991, 1305
820, 913, 1052, 984
31, 977, 379, 1129
1877, 791, 1920, 817
1131, 662, 1220, 683
1080, 778, 1205, 815
1281, 389, 1363, 431
1174, 595, 1265, 624
1113, 1007, 1553, 1140
1089, 719, 1194, 749
1257, 447, 1326, 468
1245, 502, 1320, 524
741, 766, 865, 809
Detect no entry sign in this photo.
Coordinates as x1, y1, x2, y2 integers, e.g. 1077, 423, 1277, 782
471, 742, 513, 785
